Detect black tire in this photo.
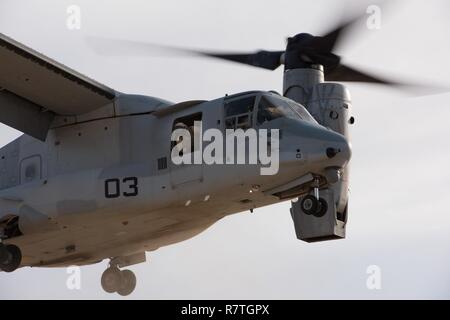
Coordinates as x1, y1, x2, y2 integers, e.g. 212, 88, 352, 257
117, 270, 137, 296
0, 244, 22, 273
101, 267, 122, 293
314, 198, 328, 218
0, 244, 8, 265
301, 195, 319, 215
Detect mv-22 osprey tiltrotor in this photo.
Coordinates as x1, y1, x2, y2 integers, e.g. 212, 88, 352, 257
0, 15, 423, 295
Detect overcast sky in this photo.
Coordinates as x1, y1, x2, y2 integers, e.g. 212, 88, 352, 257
1, 0, 450, 299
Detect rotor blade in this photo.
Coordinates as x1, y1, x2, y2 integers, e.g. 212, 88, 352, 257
85, 37, 197, 57
310, 7, 377, 54
327, 64, 449, 95
86, 37, 284, 70
204, 51, 284, 70
326, 64, 394, 84
311, 0, 389, 53
311, 17, 360, 53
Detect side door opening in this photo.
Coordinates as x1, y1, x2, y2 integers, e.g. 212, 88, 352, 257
170, 112, 203, 187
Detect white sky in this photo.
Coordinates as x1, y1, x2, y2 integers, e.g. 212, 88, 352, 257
1, 0, 450, 299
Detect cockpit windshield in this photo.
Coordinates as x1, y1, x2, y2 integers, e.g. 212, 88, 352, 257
257, 94, 317, 126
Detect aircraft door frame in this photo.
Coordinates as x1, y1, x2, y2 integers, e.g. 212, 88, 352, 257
169, 112, 204, 188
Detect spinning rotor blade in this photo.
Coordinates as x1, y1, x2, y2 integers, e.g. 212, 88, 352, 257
86, 8, 368, 73
86, 3, 448, 94
86, 37, 283, 70
327, 64, 448, 95
326, 64, 395, 84
309, 15, 361, 54
200, 51, 284, 70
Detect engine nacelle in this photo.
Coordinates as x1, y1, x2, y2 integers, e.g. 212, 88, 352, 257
306, 83, 352, 215
307, 82, 353, 138
284, 72, 352, 243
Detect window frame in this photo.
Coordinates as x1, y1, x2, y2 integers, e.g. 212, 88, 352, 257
223, 94, 258, 131
255, 93, 317, 126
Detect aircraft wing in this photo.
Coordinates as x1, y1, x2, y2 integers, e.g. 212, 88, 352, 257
0, 33, 117, 141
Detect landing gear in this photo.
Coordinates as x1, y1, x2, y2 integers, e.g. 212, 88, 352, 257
101, 267, 122, 293
0, 243, 22, 273
301, 195, 318, 215
101, 265, 137, 296
300, 178, 329, 218
117, 270, 137, 296
300, 196, 328, 217
315, 198, 328, 218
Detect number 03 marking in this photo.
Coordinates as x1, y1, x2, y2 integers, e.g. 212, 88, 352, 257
105, 177, 139, 199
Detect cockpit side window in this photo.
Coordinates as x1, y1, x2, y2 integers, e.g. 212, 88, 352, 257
287, 101, 317, 123
257, 97, 283, 125
224, 96, 255, 130
256, 94, 318, 125
257, 96, 299, 125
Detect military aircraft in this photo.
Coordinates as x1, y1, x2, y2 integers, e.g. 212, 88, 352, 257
0, 12, 438, 296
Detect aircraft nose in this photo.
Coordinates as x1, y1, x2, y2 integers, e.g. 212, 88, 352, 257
287, 119, 351, 168
323, 131, 352, 168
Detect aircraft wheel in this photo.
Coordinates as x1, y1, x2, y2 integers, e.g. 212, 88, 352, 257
314, 198, 328, 218
0, 244, 22, 273
301, 195, 318, 215
0, 244, 8, 264
117, 270, 137, 296
101, 267, 122, 293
